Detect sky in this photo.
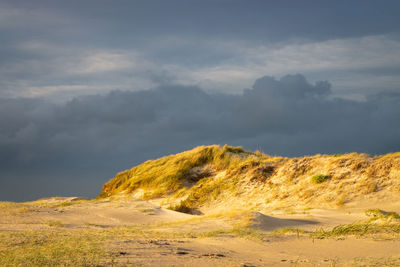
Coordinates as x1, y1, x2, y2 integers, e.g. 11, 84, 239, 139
1, 0, 400, 201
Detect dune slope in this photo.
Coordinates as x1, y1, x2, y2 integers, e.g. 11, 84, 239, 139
100, 145, 400, 213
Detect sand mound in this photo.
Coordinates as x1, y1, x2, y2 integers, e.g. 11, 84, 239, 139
99, 145, 400, 214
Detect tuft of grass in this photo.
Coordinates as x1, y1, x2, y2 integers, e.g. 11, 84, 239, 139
311, 222, 400, 238
310, 174, 330, 184
55, 199, 88, 208
167, 175, 232, 214
308, 210, 400, 239
224, 145, 245, 154
360, 182, 377, 194
335, 194, 347, 207
365, 209, 400, 220
46, 220, 65, 227
230, 226, 266, 240
168, 202, 194, 214
137, 207, 158, 215
273, 227, 305, 236
141, 189, 165, 200
271, 209, 400, 239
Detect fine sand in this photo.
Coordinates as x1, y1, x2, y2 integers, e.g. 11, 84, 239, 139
1, 196, 400, 266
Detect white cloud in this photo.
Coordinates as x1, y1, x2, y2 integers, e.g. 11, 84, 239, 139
69, 52, 135, 74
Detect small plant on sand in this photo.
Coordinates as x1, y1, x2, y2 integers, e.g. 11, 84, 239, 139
46, 220, 65, 227
224, 145, 245, 154
311, 222, 400, 238
335, 194, 347, 207
273, 227, 305, 236
168, 201, 193, 214
365, 209, 400, 221
311, 174, 329, 184
308, 209, 400, 239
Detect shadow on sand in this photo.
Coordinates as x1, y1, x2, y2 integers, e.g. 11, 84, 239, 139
249, 212, 319, 231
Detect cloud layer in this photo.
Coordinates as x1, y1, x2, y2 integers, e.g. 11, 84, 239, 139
1, 1, 400, 100
2, 35, 400, 101
1, 74, 399, 201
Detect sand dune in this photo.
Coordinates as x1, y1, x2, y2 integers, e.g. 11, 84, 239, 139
100, 145, 400, 214
1, 146, 400, 266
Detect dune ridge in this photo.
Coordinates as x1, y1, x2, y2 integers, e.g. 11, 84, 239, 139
100, 145, 400, 214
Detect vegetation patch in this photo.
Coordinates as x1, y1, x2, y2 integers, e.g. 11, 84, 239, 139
55, 199, 89, 208
98, 144, 400, 211
46, 220, 65, 227
272, 209, 400, 239
101, 145, 253, 199
310, 174, 330, 184
168, 202, 194, 214
0, 230, 105, 266
224, 146, 246, 154
273, 227, 305, 236
365, 209, 400, 221
311, 222, 400, 238
0, 202, 31, 215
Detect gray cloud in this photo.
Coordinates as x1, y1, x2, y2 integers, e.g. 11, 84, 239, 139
3, 0, 400, 42
1, 74, 399, 201
1, 1, 400, 100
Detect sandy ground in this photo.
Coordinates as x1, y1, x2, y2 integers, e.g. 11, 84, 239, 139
1, 197, 400, 266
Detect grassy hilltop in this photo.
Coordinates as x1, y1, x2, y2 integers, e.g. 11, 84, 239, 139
100, 145, 400, 214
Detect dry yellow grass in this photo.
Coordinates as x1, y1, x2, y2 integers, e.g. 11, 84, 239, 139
0, 229, 105, 266
98, 145, 400, 214
0, 202, 31, 215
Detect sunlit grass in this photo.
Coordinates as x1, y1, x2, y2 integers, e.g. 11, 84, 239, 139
272, 209, 400, 239
101, 144, 277, 212
0, 202, 31, 215
0, 230, 105, 266
101, 145, 260, 200
97, 144, 400, 213
45, 220, 65, 227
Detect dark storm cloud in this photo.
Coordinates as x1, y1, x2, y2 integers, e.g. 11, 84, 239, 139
4, 0, 400, 43
1, 74, 399, 200
1, 0, 400, 99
